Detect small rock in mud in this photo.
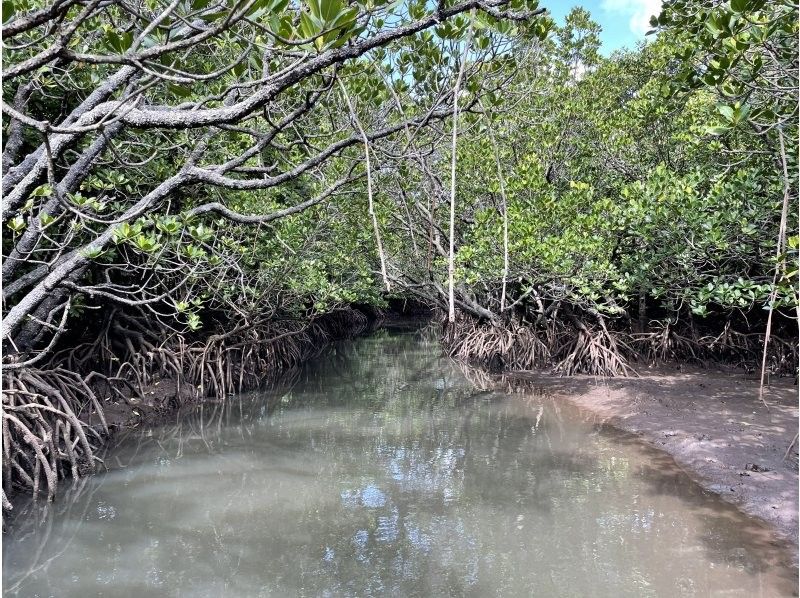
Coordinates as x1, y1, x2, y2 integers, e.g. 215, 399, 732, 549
745, 463, 771, 473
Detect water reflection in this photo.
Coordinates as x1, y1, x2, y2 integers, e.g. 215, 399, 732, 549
3, 330, 798, 597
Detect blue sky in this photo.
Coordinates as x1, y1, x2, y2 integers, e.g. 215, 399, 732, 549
545, 0, 663, 55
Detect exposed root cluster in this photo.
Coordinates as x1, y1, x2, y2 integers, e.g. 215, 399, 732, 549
442, 314, 550, 372
440, 308, 797, 380
552, 317, 636, 377
186, 309, 370, 399
2, 368, 107, 511
632, 320, 798, 375
2, 307, 372, 516
631, 320, 705, 364
440, 309, 635, 377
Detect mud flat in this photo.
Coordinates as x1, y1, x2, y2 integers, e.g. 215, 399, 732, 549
508, 367, 799, 557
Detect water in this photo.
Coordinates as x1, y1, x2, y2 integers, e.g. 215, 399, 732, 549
3, 330, 797, 597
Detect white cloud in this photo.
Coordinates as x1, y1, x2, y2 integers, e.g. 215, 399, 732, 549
601, 0, 663, 37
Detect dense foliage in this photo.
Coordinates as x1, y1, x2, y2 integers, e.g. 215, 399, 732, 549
380, 4, 796, 375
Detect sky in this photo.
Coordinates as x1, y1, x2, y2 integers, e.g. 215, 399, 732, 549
545, 0, 663, 55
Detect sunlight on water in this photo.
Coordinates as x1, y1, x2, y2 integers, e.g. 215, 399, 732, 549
3, 330, 797, 597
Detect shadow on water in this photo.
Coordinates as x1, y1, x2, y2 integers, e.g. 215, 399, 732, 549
601, 426, 799, 592
4, 329, 799, 597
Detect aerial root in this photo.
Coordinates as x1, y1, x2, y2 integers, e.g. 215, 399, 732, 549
553, 318, 635, 377
2, 368, 104, 512
443, 308, 796, 379
440, 310, 634, 377
632, 320, 797, 375
2, 307, 372, 515
442, 314, 550, 372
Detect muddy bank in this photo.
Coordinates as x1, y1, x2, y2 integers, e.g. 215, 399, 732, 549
506, 367, 799, 555
100, 377, 198, 431
102, 313, 432, 431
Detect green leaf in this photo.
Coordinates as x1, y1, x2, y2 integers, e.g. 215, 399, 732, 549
187, 313, 202, 331
705, 125, 730, 136
717, 105, 735, 122
134, 234, 161, 253
31, 184, 53, 197
113, 221, 141, 243
68, 192, 89, 206
705, 19, 723, 36
2, 0, 14, 23
103, 29, 134, 53
190, 224, 213, 242
7, 215, 25, 232
308, 0, 342, 22
735, 103, 750, 123
157, 217, 181, 235
80, 247, 104, 259
267, 0, 289, 12
168, 84, 192, 98
730, 0, 749, 13
299, 11, 320, 40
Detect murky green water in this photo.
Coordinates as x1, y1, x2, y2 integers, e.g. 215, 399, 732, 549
3, 330, 797, 597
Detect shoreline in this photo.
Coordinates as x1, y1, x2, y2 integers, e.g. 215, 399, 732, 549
505, 366, 799, 558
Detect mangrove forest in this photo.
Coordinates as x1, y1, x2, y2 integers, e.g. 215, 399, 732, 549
1, 0, 798, 594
